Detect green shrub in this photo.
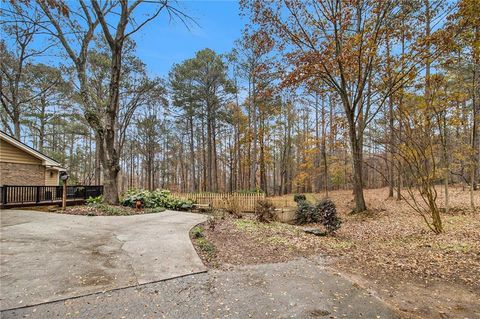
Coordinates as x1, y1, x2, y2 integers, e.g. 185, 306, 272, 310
294, 194, 307, 203
121, 189, 193, 211
295, 199, 316, 224
191, 226, 205, 238
315, 198, 341, 233
120, 189, 150, 207
196, 237, 215, 253
86, 195, 103, 204
295, 197, 341, 233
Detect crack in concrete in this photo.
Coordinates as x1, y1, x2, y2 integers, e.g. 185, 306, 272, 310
112, 232, 139, 286
0, 270, 208, 313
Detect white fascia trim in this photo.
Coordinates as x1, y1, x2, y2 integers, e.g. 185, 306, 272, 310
0, 131, 64, 169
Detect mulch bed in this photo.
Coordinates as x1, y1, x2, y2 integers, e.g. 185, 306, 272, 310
56, 205, 162, 216
193, 216, 321, 269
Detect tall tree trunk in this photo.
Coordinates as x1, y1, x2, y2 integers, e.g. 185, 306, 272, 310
387, 38, 394, 198
189, 115, 197, 192
342, 91, 367, 212
250, 77, 257, 189
259, 120, 267, 195
472, 24, 479, 192
95, 136, 102, 185
206, 108, 213, 192
146, 156, 151, 191
212, 119, 219, 191
314, 92, 321, 192
98, 42, 123, 204
201, 117, 207, 192
350, 137, 366, 211
286, 106, 293, 194
345, 108, 367, 212
441, 113, 450, 213
38, 97, 46, 153
229, 134, 234, 192
129, 147, 134, 189
425, 0, 432, 105
397, 17, 406, 201
273, 144, 277, 195
236, 121, 241, 190
321, 94, 328, 197
99, 125, 119, 202
13, 113, 21, 140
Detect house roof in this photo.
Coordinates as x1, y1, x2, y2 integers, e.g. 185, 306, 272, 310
0, 130, 65, 171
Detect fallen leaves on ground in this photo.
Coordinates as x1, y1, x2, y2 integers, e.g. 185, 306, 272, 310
193, 187, 480, 318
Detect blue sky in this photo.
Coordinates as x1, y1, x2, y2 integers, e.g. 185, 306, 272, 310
0, 1, 244, 78
132, 0, 244, 77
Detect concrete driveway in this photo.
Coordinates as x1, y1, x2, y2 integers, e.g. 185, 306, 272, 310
0, 209, 207, 311
2, 258, 402, 319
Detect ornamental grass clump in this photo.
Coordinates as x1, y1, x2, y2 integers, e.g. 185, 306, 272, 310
255, 199, 276, 223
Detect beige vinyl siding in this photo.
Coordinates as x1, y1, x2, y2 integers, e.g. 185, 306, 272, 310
44, 169, 59, 186
0, 138, 42, 165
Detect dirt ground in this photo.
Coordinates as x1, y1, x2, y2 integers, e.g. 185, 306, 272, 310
192, 187, 480, 319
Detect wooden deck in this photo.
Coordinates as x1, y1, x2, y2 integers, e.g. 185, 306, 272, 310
0, 199, 87, 209
0, 185, 103, 209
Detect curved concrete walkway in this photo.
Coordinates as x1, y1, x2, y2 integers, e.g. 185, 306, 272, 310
0, 209, 207, 310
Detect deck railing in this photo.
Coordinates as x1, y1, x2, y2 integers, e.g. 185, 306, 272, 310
0, 185, 103, 208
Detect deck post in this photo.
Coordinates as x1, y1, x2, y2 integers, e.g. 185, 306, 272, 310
62, 181, 67, 211
36, 186, 40, 204
59, 171, 70, 210
2, 186, 7, 205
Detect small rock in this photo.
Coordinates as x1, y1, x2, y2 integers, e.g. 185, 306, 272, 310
303, 228, 328, 236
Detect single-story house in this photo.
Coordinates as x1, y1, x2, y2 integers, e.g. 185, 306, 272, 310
0, 130, 65, 186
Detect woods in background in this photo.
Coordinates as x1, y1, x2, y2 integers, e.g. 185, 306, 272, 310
1, 0, 478, 222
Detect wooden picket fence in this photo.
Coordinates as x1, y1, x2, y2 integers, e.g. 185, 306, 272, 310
267, 197, 297, 208
171, 192, 299, 212
172, 192, 266, 212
